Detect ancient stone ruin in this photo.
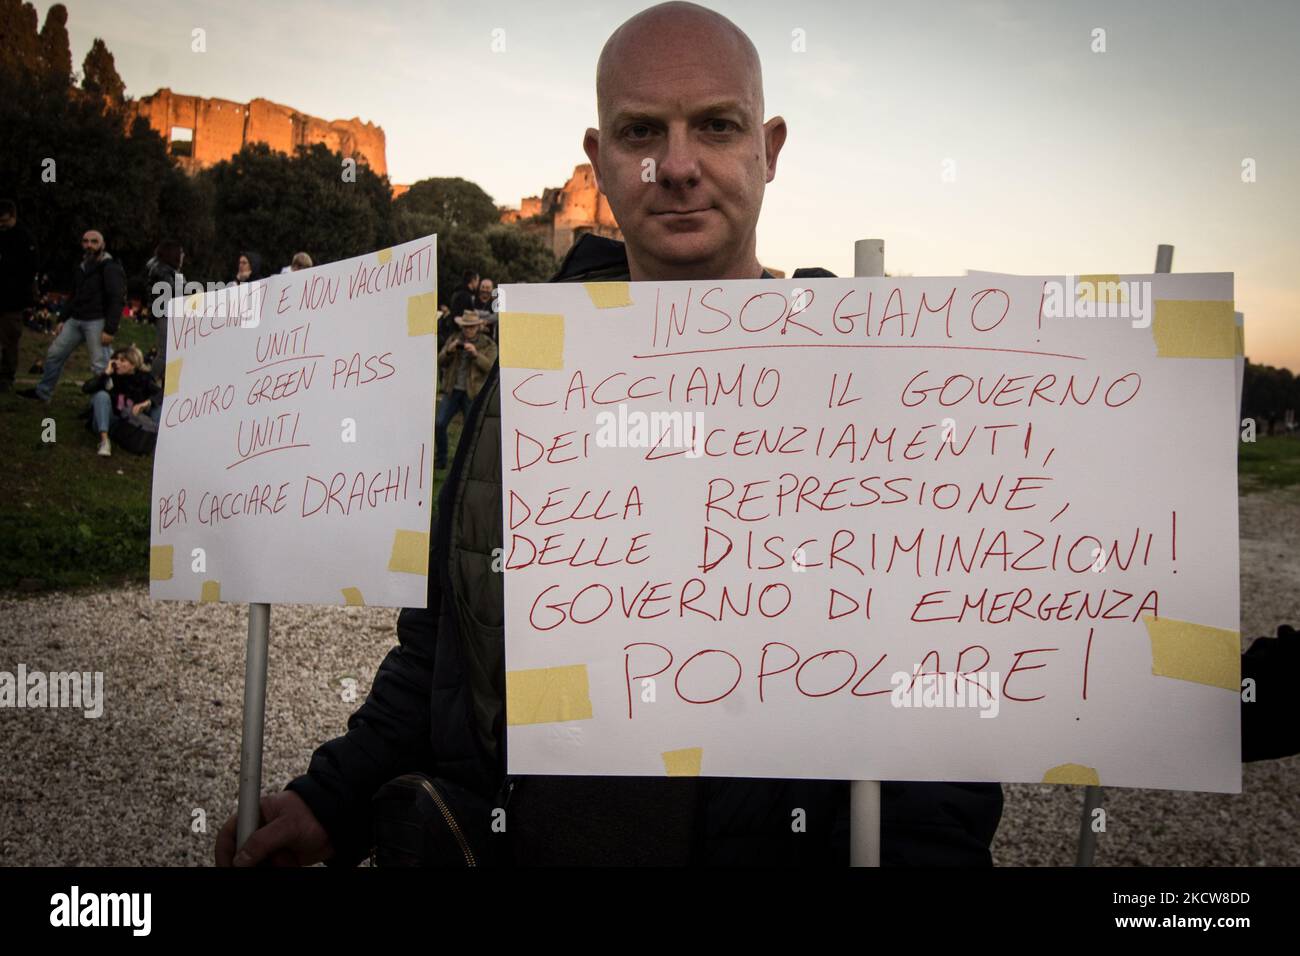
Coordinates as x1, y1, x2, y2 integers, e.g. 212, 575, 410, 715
129, 88, 387, 177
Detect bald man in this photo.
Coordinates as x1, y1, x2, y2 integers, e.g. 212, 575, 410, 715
219, 2, 1002, 868
20, 229, 126, 403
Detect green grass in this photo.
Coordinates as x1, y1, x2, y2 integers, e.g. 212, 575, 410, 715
1239, 434, 1300, 492
3, 323, 1296, 595
0, 320, 459, 594
1, 320, 160, 592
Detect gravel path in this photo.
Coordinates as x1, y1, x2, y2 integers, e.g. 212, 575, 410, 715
1, 489, 1297, 866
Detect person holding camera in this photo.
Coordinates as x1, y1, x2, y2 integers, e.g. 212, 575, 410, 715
434, 310, 497, 470
82, 345, 161, 457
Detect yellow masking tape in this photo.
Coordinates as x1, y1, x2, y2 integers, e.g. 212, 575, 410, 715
506, 664, 594, 725
1042, 763, 1100, 786
1234, 324, 1245, 357
662, 747, 704, 777
185, 293, 202, 313
163, 358, 182, 396
200, 580, 220, 603
341, 587, 365, 606
406, 292, 437, 337
149, 545, 174, 581
1143, 615, 1239, 690
585, 282, 633, 309
499, 312, 565, 370
387, 529, 429, 575
1076, 274, 1125, 301
1151, 300, 1237, 358
377, 248, 393, 264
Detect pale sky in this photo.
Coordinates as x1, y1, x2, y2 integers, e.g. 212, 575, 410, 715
52, 0, 1299, 371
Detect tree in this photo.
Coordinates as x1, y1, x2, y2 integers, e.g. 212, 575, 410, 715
0, 0, 41, 84
82, 37, 125, 103
395, 177, 500, 233
481, 224, 557, 284
1242, 361, 1300, 435
37, 2, 70, 83
0, 56, 208, 288
197, 142, 395, 278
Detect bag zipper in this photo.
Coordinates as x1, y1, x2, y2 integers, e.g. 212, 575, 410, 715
419, 777, 477, 866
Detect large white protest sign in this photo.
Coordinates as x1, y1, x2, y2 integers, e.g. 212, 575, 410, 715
498, 272, 1241, 792
149, 235, 437, 608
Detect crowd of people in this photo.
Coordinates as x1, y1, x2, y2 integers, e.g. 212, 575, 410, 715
0, 198, 322, 457
2, 195, 491, 469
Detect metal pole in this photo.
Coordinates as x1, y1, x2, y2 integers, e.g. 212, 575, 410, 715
850, 238, 884, 867
1154, 244, 1174, 274
1075, 784, 1105, 865
1076, 243, 1173, 866
236, 602, 271, 848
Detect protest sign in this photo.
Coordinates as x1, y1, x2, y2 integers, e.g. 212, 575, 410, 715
149, 236, 438, 608
498, 272, 1241, 792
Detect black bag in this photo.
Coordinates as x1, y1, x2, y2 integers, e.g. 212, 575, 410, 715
370, 773, 506, 867
108, 412, 157, 455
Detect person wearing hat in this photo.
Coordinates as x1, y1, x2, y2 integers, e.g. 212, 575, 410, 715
434, 309, 497, 470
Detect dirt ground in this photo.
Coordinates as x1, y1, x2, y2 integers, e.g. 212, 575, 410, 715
1, 488, 1296, 866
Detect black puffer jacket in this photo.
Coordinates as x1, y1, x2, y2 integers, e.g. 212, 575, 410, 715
67, 253, 127, 334
288, 235, 1003, 866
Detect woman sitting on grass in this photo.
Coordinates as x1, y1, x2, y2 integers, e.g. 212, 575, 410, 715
81, 345, 161, 457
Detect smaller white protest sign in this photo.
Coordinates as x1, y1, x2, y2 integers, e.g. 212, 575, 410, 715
149, 236, 438, 608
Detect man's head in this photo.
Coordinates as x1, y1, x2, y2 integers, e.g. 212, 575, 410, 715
82, 230, 105, 258
463, 269, 479, 292
0, 199, 16, 230
476, 277, 494, 305
584, 2, 786, 281
456, 313, 484, 341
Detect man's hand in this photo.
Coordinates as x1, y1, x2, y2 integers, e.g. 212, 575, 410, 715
215, 790, 334, 867
53, 321, 63, 337
132, 401, 150, 416
100, 332, 113, 346
464, 343, 477, 357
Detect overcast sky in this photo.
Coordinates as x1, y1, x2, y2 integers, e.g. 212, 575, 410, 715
50, 0, 1299, 370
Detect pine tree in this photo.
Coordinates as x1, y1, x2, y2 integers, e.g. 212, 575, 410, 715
38, 2, 71, 82
82, 37, 126, 102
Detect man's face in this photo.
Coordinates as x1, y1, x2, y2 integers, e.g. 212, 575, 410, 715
463, 323, 480, 341
477, 280, 494, 304
585, 15, 786, 279
82, 232, 104, 256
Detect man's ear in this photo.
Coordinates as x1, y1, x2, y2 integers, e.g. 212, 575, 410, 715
762, 116, 788, 184
583, 128, 604, 192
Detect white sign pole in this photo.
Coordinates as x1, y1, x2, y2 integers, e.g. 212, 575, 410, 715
236, 602, 271, 847
850, 238, 885, 868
